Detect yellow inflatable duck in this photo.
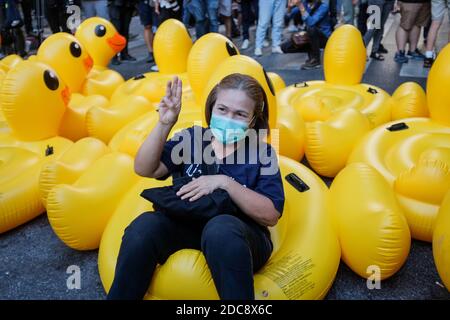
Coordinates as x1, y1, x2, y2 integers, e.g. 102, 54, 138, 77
329, 163, 411, 280
348, 44, 450, 242
98, 156, 340, 300
0, 61, 74, 233
277, 25, 393, 176
433, 190, 450, 291
0, 55, 24, 129
75, 17, 126, 99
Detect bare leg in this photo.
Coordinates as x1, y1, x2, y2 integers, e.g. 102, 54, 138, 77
396, 26, 409, 51
425, 20, 442, 52
144, 26, 154, 53
408, 25, 421, 51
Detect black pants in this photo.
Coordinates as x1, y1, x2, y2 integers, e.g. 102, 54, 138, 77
107, 212, 273, 300
21, 0, 33, 34
108, 4, 134, 55
241, 0, 258, 41
307, 26, 328, 61
45, 3, 70, 33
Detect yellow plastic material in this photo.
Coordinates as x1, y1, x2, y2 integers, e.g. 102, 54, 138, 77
329, 163, 411, 280
427, 43, 450, 126
153, 19, 193, 74
267, 72, 286, 93
82, 68, 124, 99
39, 137, 110, 207
0, 137, 73, 233
46, 152, 140, 250
111, 72, 191, 105
391, 82, 428, 120
0, 54, 23, 73
86, 95, 154, 143
202, 55, 278, 131
1, 61, 69, 141
187, 33, 239, 103
433, 190, 450, 291
108, 110, 203, 157
59, 93, 109, 141
75, 17, 126, 69
324, 25, 366, 85
36, 32, 93, 93
305, 108, 370, 177
276, 25, 392, 177
274, 103, 305, 162
99, 156, 340, 300
348, 118, 450, 242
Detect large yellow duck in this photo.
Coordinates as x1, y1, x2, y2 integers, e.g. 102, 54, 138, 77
0, 61, 75, 233
277, 25, 395, 177
348, 44, 450, 242
75, 17, 126, 99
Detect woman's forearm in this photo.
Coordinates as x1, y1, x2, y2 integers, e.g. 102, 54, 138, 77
222, 178, 280, 227
134, 121, 173, 178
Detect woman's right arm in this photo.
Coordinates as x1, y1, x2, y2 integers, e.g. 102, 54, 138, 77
134, 76, 182, 178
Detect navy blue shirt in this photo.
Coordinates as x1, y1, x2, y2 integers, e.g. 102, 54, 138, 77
158, 126, 285, 217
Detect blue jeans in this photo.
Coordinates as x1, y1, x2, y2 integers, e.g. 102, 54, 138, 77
183, 0, 208, 38
255, 0, 287, 49
207, 0, 219, 33
82, 0, 109, 19
107, 212, 273, 300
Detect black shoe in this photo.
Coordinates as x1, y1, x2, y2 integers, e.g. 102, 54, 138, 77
301, 58, 321, 70
377, 44, 388, 54
146, 52, 155, 63
423, 57, 434, 68
370, 52, 385, 61
121, 53, 137, 62
111, 56, 121, 65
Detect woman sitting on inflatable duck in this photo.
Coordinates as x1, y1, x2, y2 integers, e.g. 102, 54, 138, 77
107, 73, 285, 300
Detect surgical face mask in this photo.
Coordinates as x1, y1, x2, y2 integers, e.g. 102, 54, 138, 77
210, 113, 254, 145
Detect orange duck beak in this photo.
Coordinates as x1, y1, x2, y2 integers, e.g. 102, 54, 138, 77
107, 32, 126, 53
61, 86, 71, 106
83, 55, 94, 72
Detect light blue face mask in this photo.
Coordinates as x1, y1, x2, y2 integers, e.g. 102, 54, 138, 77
210, 114, 254, 145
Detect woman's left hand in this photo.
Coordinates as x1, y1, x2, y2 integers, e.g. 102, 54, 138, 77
176, 175, 231, 202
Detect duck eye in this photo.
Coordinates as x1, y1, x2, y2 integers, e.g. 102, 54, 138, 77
43, 70, 59, 91
70, 41, 82, 57
95, 25, 106, 37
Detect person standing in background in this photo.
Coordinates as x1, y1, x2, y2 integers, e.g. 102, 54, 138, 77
254, 0, 287, 56
108, 0, 138, 64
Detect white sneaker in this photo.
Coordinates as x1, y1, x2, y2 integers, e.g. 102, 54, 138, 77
254, 47, 262, 57
151, 65, 159, 72
263, 39, 270, 48
241, 39, 249, 50
272, 46, 283, 54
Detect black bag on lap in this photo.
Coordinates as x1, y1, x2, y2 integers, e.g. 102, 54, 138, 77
140, 163, 239, 222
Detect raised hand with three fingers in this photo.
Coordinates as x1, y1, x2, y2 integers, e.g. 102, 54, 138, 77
158, 76, 183, 126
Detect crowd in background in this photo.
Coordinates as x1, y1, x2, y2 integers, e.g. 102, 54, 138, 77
0, 0, 448, 69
